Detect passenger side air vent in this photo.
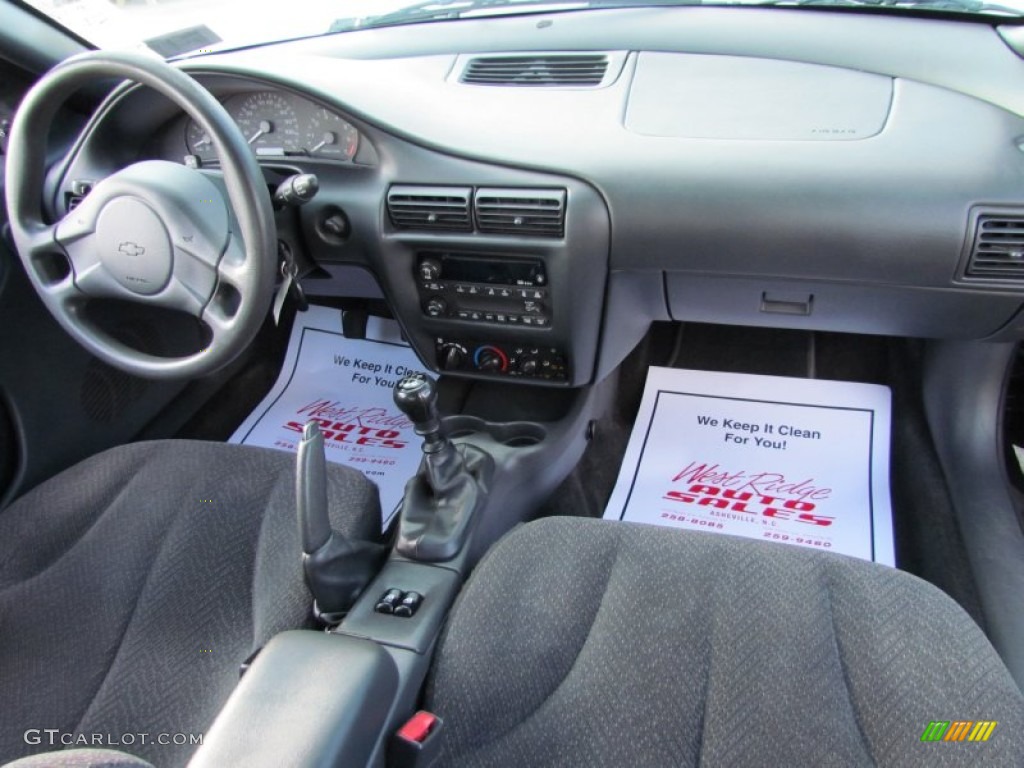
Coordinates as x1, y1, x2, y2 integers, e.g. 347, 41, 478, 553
475, 188, 566, 237
387, 185, 472, 232
460, 55, 609, 87
966, 214, 1024, 279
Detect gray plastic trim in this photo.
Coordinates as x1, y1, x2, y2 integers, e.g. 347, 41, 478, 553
922, 341, 1024, 688
0, 2, 88, 74
667, 275, 1023, 339
594, 270, 670, 383
625, 52, 893, 141
189, 631, 399, 768
337, 560, 462, 654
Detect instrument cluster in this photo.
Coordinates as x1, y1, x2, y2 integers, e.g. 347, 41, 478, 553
184, 90, 360, 163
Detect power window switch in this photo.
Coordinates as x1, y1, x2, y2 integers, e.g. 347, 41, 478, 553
393, 592, 423, 618
374, 588, 404, 615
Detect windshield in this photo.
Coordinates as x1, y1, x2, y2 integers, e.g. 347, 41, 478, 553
20, 0, 1024, 59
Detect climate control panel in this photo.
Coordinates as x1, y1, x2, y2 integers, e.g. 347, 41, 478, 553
435, 339, 568, 382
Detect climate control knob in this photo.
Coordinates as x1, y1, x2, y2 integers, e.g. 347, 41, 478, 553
518, 356, 539, 376
474, 345, 508, 373
439, 343, 467, 371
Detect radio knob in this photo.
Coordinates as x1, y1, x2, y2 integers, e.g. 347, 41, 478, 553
425, 296, 447, 317
419, 258, 442, 281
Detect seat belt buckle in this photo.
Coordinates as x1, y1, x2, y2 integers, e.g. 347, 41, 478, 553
389, 710, 444, 768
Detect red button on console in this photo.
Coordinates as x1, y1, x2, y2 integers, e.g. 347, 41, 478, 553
397, 711, 438, 744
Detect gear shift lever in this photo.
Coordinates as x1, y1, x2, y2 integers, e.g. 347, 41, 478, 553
394, 373, 445, 453
297, 421, 386, 621
393, 373, 493, 561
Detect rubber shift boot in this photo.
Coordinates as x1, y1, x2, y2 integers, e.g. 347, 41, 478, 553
395, 441, 493, 562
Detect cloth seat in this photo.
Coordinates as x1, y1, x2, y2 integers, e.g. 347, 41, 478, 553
425, 517, 1024, 767
0, 440, 381, 768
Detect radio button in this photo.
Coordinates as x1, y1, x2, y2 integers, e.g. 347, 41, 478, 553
518, 288, 547, 299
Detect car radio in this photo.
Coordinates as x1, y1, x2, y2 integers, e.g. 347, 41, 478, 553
415, 252, 550, 327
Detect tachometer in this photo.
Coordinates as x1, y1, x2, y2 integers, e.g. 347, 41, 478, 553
303, 107, 359, 161
232, 91, 301, 157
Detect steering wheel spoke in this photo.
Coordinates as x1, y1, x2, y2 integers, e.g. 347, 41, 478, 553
37, 267, 86, 309
213, 233, 250, 293
21, 221, 60, 257
19, 222, 87, 302
201, 297, 240, 353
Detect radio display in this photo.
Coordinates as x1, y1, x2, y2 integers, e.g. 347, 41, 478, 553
419, 252, 545, 287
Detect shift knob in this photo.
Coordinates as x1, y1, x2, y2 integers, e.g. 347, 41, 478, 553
394, 373, 441, 439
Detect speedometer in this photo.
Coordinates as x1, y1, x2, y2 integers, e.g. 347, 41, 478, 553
232, 92, 301, 156
303, 108, 359, 161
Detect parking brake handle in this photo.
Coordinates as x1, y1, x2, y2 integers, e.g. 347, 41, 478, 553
297, 421, 385, 622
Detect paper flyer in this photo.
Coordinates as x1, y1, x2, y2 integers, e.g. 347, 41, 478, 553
230, 305, 427, 530
604, 367, 894, 565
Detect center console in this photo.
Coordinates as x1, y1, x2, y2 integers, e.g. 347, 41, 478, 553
414, 251, 569, 382
363, 149, 610, 388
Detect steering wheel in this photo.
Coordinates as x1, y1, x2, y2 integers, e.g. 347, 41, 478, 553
4, 51, 276, 379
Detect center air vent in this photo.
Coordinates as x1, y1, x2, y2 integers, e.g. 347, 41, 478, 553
387, 186, 472, 232
475, 188, 566, 237
966, 214, 1024, 279
460, 55, 609, 87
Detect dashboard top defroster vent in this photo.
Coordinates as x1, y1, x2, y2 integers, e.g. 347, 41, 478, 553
460, 54, 610, 87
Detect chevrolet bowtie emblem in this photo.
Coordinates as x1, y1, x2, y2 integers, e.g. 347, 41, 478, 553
118, 241, 145, 257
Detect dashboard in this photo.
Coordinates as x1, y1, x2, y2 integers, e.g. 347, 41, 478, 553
47, 7, 1024, 388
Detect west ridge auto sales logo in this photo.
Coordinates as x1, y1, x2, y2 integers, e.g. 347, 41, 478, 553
283, 399, 413, 449
663, 461, 835, 527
